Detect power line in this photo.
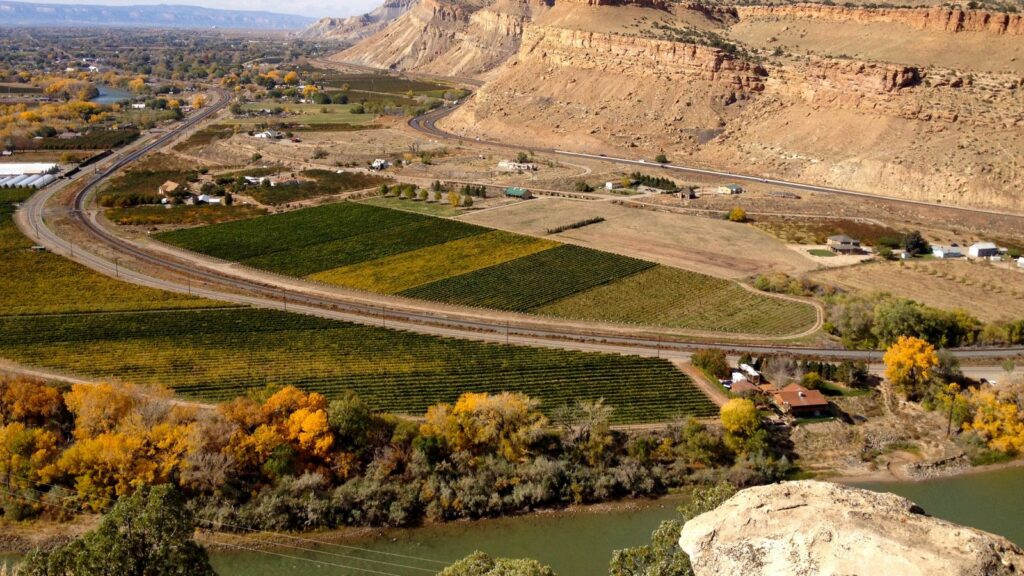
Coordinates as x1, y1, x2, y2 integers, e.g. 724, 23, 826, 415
0, 475, 450, 572
0, 484, 416, 576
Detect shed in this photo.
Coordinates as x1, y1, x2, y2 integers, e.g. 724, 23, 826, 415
932, 244, 962, 259
505, 187, 532, 199
969, 242, 999, 259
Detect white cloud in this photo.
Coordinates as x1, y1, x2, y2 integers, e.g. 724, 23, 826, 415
13, 0, 383, 18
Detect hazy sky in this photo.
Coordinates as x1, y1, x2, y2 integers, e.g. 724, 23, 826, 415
16, 0, 383, 17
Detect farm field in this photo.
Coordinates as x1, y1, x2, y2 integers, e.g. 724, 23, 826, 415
401, 245, 655, 312
0, 189, 220, 316
158, 202, 819, 336
359, 195, 461, 217
0, 185, 714, 424
536, 266, 819, 336
811, 260, 1024, 322
457, 198, 817, 279
245, 170, 389, 206
237, 102, 377, 126
0, 308, 716, 423
309, 231, 558, 294
106, 204, 267, 227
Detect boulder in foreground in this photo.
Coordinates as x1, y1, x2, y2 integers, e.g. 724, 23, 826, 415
679, 480, 1024, 576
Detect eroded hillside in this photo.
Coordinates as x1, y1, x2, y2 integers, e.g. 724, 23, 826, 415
330, 0, 1024, 210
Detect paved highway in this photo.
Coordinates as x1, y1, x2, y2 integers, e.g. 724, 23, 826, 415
15, 91, 1024, 365
410, 106, 1024, 220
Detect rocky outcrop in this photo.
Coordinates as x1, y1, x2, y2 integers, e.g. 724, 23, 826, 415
737, 4, 1024, 36
301, 0, 416, 42
519, 25, 766, 91
558, 0, 670, 8
679, 481, 1024, 576
335, 0, 533, 76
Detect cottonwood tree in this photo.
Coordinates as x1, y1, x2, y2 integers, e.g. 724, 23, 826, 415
441, 551, 556, 576
883, 336, 939, 401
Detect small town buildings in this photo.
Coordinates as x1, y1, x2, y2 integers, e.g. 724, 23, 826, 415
371, 159, 390, 171
827, 235, 862, 254
498, 160, 538, 172
968, 242, 999, 259
504, 187, 532, 199
772, 383, 829, 418
932, 244, 962, 259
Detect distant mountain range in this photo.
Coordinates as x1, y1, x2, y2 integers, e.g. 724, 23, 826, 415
0, 1, 316, 29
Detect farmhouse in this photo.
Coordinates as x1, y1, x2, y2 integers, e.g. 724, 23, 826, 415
827, 235, 862, 254
498, 160, 538, 172
932, 244, 962, 259
968, 242, 999, 259
772, 383, 829, 418
505, 187, 532, 199
717, 184, 743, 195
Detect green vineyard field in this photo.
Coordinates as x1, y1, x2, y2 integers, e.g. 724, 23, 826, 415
537, 266, 819, 336
0, 309, 718, 423
401, 244, 655, 312
156, 202, 819, 336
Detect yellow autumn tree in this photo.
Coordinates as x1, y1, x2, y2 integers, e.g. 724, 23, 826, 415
0, 423, 62, 490
719, 398, 765, 454
302, 85, 319, 99
0, 378, 64, 426
128, 76, 147, 93
64, 383, 137, 440
283, 71, 300, 86
883, 336, 939, 400
58, 432, 157, 510
421, 392, 547, 461
962, 389, 1024, 454
191, 94, 206, 109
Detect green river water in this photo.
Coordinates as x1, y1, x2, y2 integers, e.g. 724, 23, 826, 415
4, 467, 1022, 575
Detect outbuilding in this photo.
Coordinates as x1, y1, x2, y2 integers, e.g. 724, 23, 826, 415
932, 243, 962, 259
969, 242, 999, 259
827, 235, 862, 254
504, 187, 532, 199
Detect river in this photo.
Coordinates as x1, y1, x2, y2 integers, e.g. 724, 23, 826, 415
3, 468, 1022, 575
91, 85, 132, 105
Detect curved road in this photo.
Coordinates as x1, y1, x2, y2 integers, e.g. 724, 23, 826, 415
15, 92, 1024, 364
410, 106, 1024, 220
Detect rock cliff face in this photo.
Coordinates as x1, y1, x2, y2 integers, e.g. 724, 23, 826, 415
737, 4, 1024, 36
301, 0, 416, 42
679, 481, 1024, 576
519, 25, 766, 89
334, 0, 534, 76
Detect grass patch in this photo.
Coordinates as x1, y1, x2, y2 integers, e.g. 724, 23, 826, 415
174, 125, 238, 151
309, 231, 558, 294
106, 204, 267, 226
0, 308, 715, 423
809, 249, 836, 257
755, 217, 903, 247
536, 266, 819, 336
401, 245, 655, 312
237, 102, 377, 126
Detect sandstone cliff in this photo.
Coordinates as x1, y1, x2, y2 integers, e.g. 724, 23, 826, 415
679, 481, 1024, 576
737, 4, 1024, 36
333, 0, 534, 77
301, 0, 416, 42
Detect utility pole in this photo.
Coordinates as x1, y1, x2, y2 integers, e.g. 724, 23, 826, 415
113, 257, 120, 278
187, 277, 192, 297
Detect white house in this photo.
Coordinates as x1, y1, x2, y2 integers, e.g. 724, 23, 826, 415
253, 130, 282, 139
371, 159, 390, 171
968, 242, 999, 259
131, 103, 146, 110
243, 176, 272, 186
932, 243, 962, 259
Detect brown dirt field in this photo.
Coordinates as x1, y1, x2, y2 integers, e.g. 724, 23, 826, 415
456, 197, 818, 279
728, 19, 1024, 74
811, 259, 1024, 321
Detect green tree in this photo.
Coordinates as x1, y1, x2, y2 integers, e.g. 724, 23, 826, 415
655, 154, 669, 164
19, 485, 215, 576
515, 151, 530, 164
902, 231, 930, 257
442, 551, 557, 576
691, 349, 728, 379
609, 483, 735, 576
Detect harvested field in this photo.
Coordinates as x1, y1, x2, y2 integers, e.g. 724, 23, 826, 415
458, 198, 817, 279
400, 245, 655, 312
754, 216, 904, 247
536, 266, 819, 336
309, 231, 558, 293
811, 260, 1024, 322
